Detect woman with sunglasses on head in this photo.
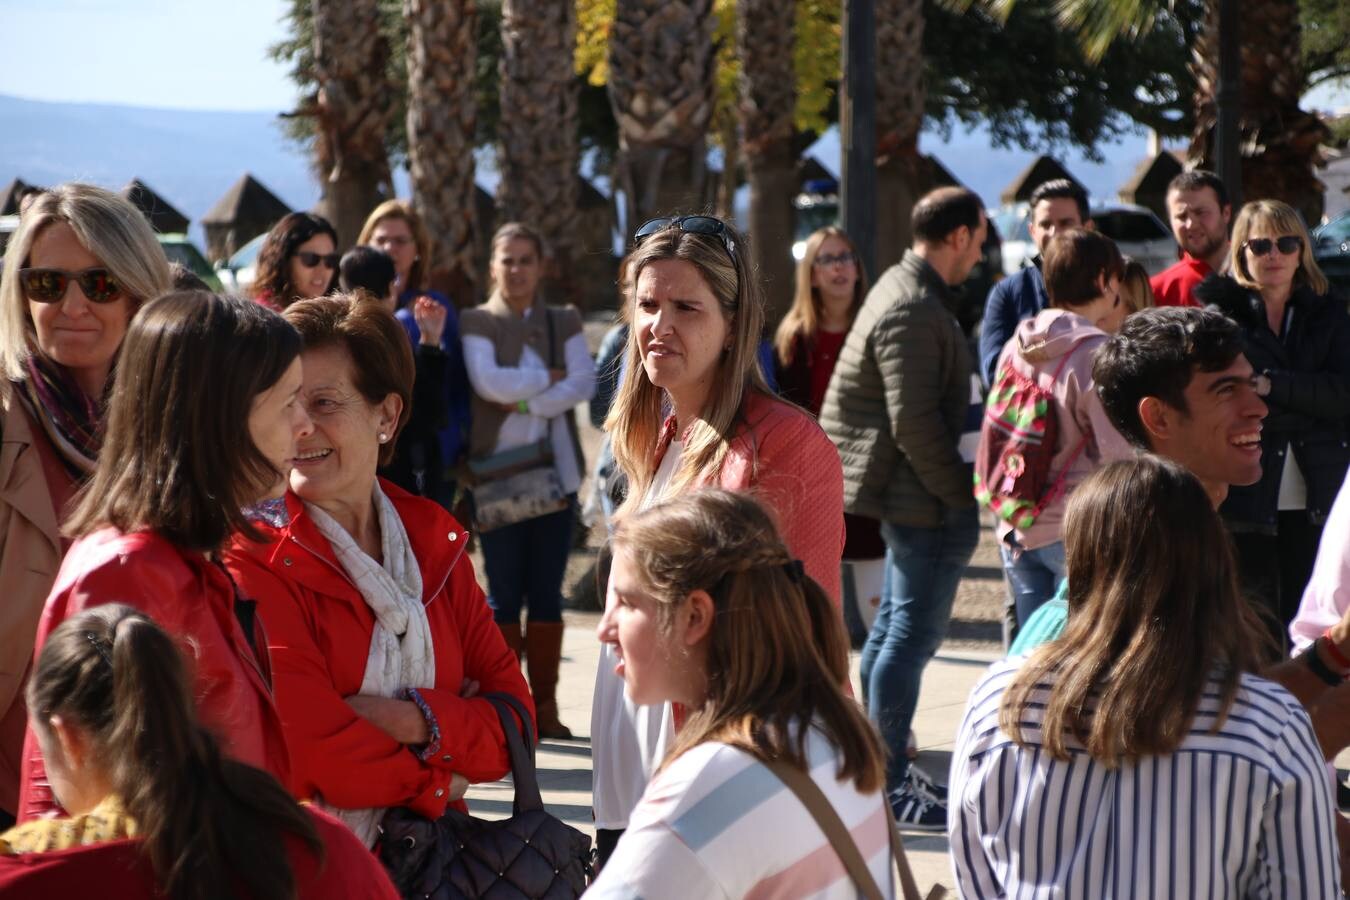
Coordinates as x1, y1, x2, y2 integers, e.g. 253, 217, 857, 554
460, 222, 596, 740
591, 214, 845, 867
1195, 199, 1350, 648
252, 212, 340, 310
16, 291, 315, 821
0, 183, 171, 830
590, 490, 891, 899
0, 605, 398, 899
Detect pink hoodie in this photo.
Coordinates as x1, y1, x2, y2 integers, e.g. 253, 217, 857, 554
993, 308, 1134, 551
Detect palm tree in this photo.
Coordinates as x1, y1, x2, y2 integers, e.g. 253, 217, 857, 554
874, 0, 928, 273
404, 0, 480, 300
309, 0, 395, 247
607, 0, 718, 232
497, 0, 581, 300
737, 0, 797, 321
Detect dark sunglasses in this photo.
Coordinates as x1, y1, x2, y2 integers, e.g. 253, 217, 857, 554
1243, 236, 1302, 257
295, 251, 340, 269
18, 267, 123, 304
634, 216, 738, 265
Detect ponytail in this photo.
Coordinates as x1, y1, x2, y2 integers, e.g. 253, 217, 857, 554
28, 605, 322, 900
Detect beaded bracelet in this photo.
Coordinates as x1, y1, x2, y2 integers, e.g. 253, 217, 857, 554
403, 687, 443, 761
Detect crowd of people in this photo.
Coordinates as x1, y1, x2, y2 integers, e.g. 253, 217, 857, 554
0, 166, 1349, 899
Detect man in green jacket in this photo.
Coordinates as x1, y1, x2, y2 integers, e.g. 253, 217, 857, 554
819, 187, 987, 831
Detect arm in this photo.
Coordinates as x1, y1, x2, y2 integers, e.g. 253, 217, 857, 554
586, 822, 723, 899
949, 703, 1005, 899
879, 304, 973, 509
525, 331, 596, 418
590, 325, 628, 429
1255, 706, 1340, 899
461, 334, 551, 405
409, 345, 449, 433
978, 280, 1017, 388
228, 555, 455, 818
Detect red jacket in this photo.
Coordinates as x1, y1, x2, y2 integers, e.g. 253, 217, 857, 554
0, 806, 398, 899
18, 529, 290, 821
224, 480, 533, 821
1149, 254, 1209, 307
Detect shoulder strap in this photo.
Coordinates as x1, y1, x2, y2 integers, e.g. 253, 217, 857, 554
483, 692, 544, 814
764, 758, 921, 900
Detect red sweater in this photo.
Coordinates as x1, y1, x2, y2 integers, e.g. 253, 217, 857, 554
225, 480, 533, 821
1149, 254, 1210, 307
0, 806, 398, 899
19, 530, 290, 821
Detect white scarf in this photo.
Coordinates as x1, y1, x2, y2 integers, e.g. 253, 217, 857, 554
305, 483, 435, 846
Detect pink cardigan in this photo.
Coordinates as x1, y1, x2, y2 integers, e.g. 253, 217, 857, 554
654, 389, 845, 606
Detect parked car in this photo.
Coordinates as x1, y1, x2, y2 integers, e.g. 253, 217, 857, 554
158, 234, 223, 291
1313, 212, 1350, 300
995, 201, 1179, 277
215, 232, 266, 295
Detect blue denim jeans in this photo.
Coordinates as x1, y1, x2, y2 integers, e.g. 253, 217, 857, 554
479, 498, 575, 625
999, 540, 1067, 629
860, 506, 980, 792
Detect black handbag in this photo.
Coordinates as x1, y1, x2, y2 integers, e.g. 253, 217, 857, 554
377, 693, 593, 899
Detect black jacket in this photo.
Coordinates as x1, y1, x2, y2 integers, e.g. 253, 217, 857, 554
1198, 274, 1350, 529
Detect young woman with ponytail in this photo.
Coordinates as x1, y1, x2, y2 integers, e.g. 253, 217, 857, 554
0, 604, 397, 899
588, 490, 889, 899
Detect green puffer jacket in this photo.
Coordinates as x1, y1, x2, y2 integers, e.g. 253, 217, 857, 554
819, 250, 976, 528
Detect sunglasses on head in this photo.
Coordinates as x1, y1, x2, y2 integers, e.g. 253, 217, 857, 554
19, 267, 123, 304
1243, 236, 1302, 257
295, 251, 340, 269
634, 216, 738, 266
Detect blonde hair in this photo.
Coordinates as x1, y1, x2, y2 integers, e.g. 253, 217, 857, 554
357, 199, 432, 293
613, 489, 884, 790
605, 220, 770, 513
1, 183, 172, 380
1118, 258, 1155, 314
1229, 199, 1329, 296
773, 227, 868, 366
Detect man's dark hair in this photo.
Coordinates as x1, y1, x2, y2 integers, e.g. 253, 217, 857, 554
339, 245, 396, 300
1044, 229, 1124, 308
911, 187, 984, 244
1166, 169, 1229, 209
1028, 178, 1090, 223
1092, 306, 1246, 449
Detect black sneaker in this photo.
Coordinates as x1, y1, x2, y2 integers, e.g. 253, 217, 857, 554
906, 764, 948, 804
889, 781, 948, 833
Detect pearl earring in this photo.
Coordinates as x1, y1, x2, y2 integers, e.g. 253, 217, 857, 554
378, 432, 388, 443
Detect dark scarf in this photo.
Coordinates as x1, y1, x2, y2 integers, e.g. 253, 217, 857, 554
14, 354, 104, 480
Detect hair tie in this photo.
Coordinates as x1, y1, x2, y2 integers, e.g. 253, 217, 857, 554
782, 559, 805, 584
84, 632, 113, 669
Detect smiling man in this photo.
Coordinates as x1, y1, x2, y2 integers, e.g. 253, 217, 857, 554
1151, 169, 1233, 307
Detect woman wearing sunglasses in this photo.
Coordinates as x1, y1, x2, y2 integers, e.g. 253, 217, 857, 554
15, 291, 315, 821
1195, 199, 1350, 647
252, 212, 340, 310
591, 215, 845, 867
0, 183, 171, 830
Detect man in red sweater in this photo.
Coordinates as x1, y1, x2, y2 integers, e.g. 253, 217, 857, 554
1150, 169, 1232, 307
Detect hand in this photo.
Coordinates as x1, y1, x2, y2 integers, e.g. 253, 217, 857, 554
345, 694, 429, 746
496, 401, 522, 414
447, 773, 469, 802
460, 677, 480, 698
413, 296, 447, 346
548, 368, 566, 384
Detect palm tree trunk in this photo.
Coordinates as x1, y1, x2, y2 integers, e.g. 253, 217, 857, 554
1188, 0, 1329, 223
607, 0, 718, 232
874, 0, 928, 275
498, 0, 581, 303
404, 0, 479, 302
309, 0, 395, 248
738, 0, 798, 324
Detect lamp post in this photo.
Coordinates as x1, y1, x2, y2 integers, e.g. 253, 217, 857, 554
840, 0, 877, 279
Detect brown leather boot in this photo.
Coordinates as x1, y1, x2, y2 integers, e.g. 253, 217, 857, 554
524, 620, 573, 739
496, 621, 524, 664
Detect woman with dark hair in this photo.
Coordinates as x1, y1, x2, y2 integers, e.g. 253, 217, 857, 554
0, 183, 171, 827
251, 212, 340, 310
17, 291, 315, 820
590, 490, 890, 897
1196, 199, 1350, 644
0, 605, 398, 899
951, 457, 1338, 897
461, 222, 595, 740
226, 294, 532, 848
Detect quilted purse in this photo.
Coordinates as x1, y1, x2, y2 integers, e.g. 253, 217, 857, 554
378, 693, 593, 899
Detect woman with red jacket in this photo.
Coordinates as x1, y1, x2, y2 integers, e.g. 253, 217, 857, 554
1, 604, 397, 900
226, 294, 532, 847
18, 291, 315, 820
592, 216, 846, 866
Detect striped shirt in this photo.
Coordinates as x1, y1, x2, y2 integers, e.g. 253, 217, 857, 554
950, 658, 1339, 899
588, 727, 893, 899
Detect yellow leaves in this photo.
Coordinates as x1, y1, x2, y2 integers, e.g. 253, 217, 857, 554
575, 0, 615, 84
